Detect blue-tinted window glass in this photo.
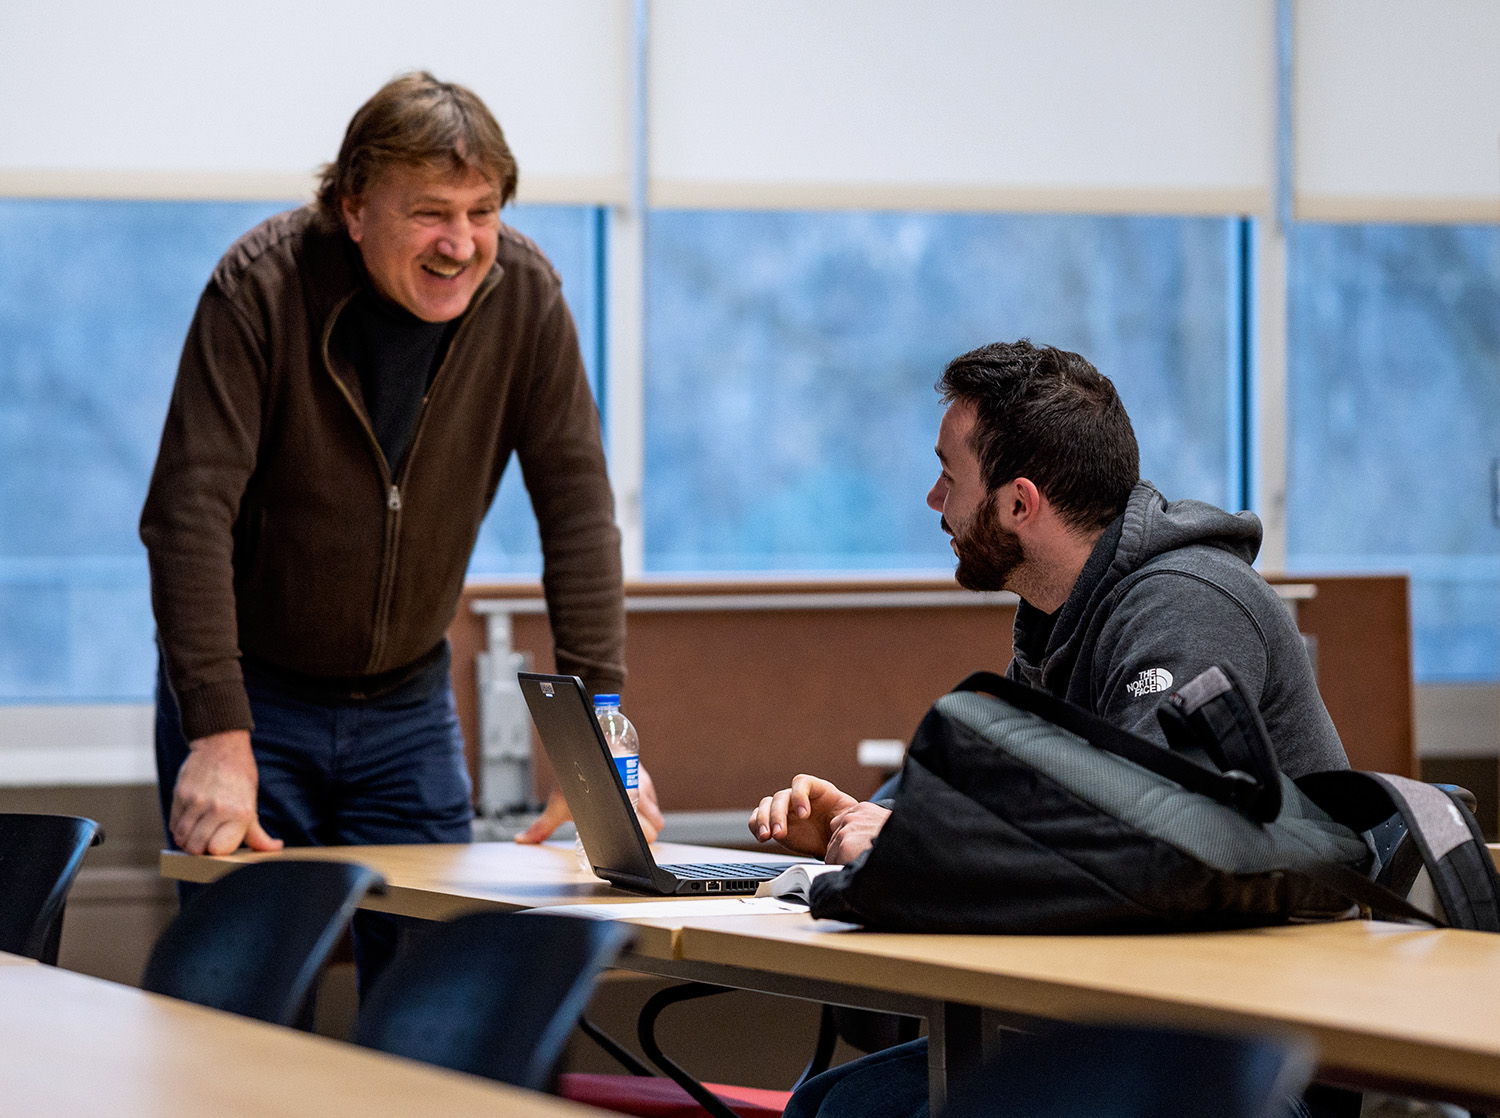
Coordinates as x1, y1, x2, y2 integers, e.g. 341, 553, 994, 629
466, 205, 602, 578
0, 200, 598, 702
644, 211, 1233, 572
1287, 223, 1500, 682
0, 199, 291, 702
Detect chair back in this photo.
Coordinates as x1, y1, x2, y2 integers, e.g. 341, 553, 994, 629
353, 910, 633, 1092
0, 813, 102, 963
939, 1022, 1315, 1118
141, 859, 384, 1026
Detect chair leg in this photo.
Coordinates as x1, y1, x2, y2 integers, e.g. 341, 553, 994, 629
579, 1014, 656, 1077
38, 910, 65, 967
637, 983, 742, 1118
1303, 1084, 1362, 1118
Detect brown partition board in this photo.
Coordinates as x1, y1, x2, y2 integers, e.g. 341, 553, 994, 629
453, 580, 1013, 808
452, 574, 1415, 812
1269, 573, 1415, 777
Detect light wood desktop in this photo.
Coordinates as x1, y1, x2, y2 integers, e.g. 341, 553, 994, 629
671, 914, 1500, 1109
163, 841, 1500, 1112
160, 840, 807, 961
0, 951, 603, 1118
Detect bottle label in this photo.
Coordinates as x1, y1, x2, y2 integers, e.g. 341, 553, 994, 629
614, 754, 638, 790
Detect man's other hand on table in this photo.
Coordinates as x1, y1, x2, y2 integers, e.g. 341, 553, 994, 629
515, 765, 664, 844
169, 730, 284, 855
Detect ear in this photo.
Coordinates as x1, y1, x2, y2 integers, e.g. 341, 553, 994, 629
1001, 478, 1044, 527
341, 195, 365, 244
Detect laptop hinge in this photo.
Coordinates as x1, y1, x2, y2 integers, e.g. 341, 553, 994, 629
599, 869, 664, 894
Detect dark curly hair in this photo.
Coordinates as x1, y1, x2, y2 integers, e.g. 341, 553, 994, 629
938, 340, 1139, 532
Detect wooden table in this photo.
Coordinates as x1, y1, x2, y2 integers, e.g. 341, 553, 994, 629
161, 840, 805, 962
0, 951, 604, 1118
162, 842, 1500, 1112
665, 913, 1500, 1110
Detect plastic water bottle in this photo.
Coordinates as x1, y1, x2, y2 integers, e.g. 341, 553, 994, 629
575, 693, 640, 873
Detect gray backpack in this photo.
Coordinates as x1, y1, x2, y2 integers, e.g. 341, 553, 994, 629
809, 666, 1499, 934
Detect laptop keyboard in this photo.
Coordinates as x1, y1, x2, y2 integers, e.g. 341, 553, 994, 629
657, 862, 790, 881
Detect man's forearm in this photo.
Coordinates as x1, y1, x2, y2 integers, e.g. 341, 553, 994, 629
141, 289, 265, 741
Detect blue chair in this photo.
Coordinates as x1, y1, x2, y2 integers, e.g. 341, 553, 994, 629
939, 1021, 1315, 1118
0, 812, 102, 964
141, 859, 384, 1026
353, 909, 633, 1092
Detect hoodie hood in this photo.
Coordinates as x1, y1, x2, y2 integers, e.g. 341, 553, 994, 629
1112, 480, 1261, 573
1012, 480, 1263, 692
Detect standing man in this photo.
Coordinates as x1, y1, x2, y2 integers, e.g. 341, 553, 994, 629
142, 72, 658, 979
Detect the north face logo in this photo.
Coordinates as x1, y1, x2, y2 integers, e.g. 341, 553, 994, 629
1126, 667, 1174, 697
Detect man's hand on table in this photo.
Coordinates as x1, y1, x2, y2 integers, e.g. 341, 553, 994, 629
515, 764, 664, 844
170, 729, 284, 855
823, 801, 892, 864
749, 774, 868, 861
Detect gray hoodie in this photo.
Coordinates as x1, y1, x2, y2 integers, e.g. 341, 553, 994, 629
1008, 480, 1349, 779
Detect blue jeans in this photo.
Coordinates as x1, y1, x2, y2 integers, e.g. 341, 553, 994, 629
783, 1039, 930, 1118
154, 659, 474, 993
784, 1038, 1322, 1118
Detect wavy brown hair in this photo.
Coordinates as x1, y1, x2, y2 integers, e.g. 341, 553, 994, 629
315, 71, 517, 224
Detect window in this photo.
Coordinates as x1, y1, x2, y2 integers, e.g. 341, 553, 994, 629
643, 210, 1236, 572
0, 200, 599, 701
1287, 222, 1500, 682
0, 199, 290, 701
465, 205, 603, 577
22, 199, 1489, 697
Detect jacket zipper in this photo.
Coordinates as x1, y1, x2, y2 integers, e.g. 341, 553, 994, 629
318, 274, 495, 673
320, 294, 402, 672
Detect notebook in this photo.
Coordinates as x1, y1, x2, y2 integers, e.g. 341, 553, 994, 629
518, 671, 813, 895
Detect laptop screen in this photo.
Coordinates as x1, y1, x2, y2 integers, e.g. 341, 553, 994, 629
517, 672, 660, 884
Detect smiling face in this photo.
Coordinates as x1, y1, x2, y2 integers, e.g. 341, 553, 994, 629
341, 162, 500, 322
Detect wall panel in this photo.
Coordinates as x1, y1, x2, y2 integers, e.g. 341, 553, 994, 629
650, 0, 1275, 215
0, 0, 631, 203
1295, 0, 1500, 222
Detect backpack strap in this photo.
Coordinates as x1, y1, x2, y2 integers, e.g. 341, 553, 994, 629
1155, 666, 1282, 822
1280, 856, 1447, 928
952, 671, 1276, 820
1299, 771, 1500, 932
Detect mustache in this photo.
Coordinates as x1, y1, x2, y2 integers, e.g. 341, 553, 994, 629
939, 516, 953, 536
420, 252, 473, 270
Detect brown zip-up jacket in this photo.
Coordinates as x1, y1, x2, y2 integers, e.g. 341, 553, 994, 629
141, 207, 624, 742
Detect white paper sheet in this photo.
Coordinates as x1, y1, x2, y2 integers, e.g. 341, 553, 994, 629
528, 897, 808, 920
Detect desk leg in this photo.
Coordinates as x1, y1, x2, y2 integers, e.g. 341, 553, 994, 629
927, 1002, 987, 1113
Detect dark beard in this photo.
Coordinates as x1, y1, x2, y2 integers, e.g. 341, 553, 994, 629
950, 495, 1024, 592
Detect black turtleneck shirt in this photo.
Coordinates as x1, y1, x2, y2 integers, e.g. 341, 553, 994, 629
336, 286, 458, 474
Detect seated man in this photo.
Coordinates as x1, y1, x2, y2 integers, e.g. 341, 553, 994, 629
749, 340, 1349, 1118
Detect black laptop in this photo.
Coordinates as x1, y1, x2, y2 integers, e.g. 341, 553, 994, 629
518, 672, 811, 895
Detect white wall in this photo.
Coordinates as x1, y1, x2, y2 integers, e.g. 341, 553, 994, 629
649, 0, 1274, 214
0, 0, 632, 203
1295, 0, 1500, 221
0, 706, 156, 785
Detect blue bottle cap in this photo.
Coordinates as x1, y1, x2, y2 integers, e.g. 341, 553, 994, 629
593, 693, 620, 707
